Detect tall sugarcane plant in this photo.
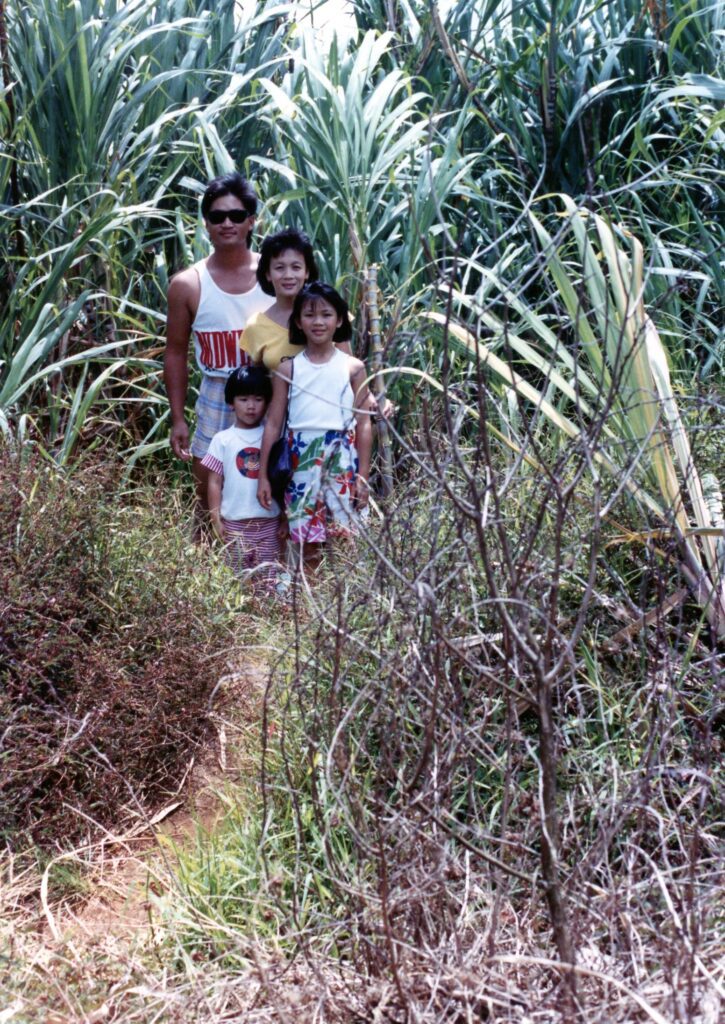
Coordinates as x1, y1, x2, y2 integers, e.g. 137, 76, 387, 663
253, 28, 479, 312
427, 198, 724, 635
0, 0, 721, 461
0, 0, 289, 460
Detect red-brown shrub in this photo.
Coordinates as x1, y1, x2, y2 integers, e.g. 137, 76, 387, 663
0, 448, 230, 849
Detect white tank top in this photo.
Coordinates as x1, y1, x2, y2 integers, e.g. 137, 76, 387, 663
288, 349, 355, 432
191, 259, 272, 377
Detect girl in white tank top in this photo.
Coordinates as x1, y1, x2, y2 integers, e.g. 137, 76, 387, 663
258, 283, 373, 556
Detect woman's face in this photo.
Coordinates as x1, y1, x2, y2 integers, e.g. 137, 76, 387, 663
298, 297, 342, 347
266, 248, 309, 300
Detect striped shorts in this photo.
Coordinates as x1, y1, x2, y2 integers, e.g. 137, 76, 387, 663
222, 516, 282, 588
191, 375, 234, 459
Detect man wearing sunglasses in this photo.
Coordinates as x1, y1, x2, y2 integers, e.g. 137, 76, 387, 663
164, 172, 273, 535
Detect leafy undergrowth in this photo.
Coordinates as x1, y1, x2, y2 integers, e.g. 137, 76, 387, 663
0, 446, 250, 853
1, 425, 723, 1022
141, 416, 723, 1022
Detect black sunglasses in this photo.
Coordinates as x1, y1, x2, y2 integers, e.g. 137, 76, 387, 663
207, 208, 252, 225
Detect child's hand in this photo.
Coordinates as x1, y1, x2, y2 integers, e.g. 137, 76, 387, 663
277, 515, 289, 543
352, 476, 369, 509
211, 514, 225, 543
377, 396, 395, 420
367, 394, 394, 421
258, 476, 272, 511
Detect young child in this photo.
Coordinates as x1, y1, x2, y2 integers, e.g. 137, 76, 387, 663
242, 228, 352, 370
202, 366, 282, 587
258, 283, 372, 562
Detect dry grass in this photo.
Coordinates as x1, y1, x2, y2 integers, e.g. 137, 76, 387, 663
0, 446, 253, 851
1, 397, 723, 1022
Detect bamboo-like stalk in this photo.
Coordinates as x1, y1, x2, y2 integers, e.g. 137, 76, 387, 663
0, 0, 23, 258
366, 265, 393, 499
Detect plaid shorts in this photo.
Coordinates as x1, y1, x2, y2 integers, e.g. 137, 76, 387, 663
191, 375, 235, 459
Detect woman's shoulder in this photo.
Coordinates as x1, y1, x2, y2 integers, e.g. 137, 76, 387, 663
244, 309, 263, 327
244, 309, 277, 335
243, 311, 285, 360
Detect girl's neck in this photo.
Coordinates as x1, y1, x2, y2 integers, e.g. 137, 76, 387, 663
303, 341, 335, 363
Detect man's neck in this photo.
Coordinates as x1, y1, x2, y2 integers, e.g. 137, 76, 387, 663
208, 245, 252, 270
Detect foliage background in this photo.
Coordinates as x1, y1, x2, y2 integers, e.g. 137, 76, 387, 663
0, 1, 723, 1021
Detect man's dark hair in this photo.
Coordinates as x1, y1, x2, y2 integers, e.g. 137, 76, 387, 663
256, 229, 319, 296
289, 282, 353, 346
201, 174, 258, 248
224, 365, 272, 406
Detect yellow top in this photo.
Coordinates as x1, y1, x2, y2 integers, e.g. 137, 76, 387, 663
241, 311, 300, 371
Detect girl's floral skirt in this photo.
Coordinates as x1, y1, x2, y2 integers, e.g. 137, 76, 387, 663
286, 428, 359, 544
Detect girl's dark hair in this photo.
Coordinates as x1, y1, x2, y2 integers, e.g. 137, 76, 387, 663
257, 229, 319, 296
289, 282, 353, 346
224, 365, 272, 406
201, 173, 258, 249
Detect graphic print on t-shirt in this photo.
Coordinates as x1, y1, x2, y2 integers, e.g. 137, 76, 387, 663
236, 447, 261, 478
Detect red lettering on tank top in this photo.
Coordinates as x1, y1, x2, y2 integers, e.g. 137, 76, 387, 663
195, 329, 244, 369
197, 331, 213, 367
224, 331, 240, 366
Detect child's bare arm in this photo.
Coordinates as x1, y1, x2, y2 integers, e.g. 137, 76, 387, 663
207, 470, 225, 541
350, 359, 373, 507
348, 354, 392, 419
258, 363, 291, 511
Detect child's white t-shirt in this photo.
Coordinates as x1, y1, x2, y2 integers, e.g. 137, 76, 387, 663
201, 424, 280, 520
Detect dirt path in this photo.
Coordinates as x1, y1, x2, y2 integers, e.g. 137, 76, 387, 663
41, 662, 268, 952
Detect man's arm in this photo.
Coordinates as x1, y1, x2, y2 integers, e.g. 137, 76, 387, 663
164, 271, 198, 461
